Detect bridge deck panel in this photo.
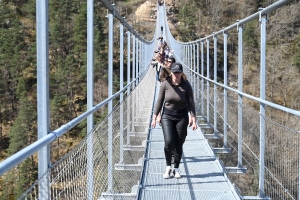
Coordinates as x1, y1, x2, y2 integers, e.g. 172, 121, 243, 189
139, 125, 241, 199
138, 81, 241, 199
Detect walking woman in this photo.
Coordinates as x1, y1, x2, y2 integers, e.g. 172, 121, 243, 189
151, 63, 197, 179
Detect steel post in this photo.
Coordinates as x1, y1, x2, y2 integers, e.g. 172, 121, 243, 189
213, 35, 218, 133
193, 44, 196, 91
87, 0, 95, 198
196, 43, 200, 99
206, 39, 210, 123
201, 42, 204, 115
135, 39, 139, 119
258, 13, 267, 198
119, 23, 124, 164
132, 35, 136, 89
107, 13, 114, 192
237, 24, 244, 167
127, 31, 131, 146
37, 1, 50, 199
132, 35, 135, 132
223, 32, 228, 148
136, 39, 139, 86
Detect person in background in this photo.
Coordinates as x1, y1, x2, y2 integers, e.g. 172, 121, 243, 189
154, 36, 164, 53
163, 54, 169, 67
151, 63, 197, 179
151, 54, 163, 81
157, 56, 189, 125
159, 55, 175, 82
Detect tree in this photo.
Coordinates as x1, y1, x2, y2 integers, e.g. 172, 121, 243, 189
177, 4, 197, 41
243, 21, 259, 65
293, 34, 300, 70
4, 78, 37, 198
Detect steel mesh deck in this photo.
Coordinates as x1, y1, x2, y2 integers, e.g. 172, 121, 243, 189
139, 127, 241, 200
138, 82, 241, 200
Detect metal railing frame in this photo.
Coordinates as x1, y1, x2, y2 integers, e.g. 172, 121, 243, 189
1, 0, 298, 199
163, 0, 297, 199
0, 1, 157, 199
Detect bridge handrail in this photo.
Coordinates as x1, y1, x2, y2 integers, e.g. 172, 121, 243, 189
1, 0, 159, 177
0, 72, 145, 176
100, 0, 154, 43
163, 0, 299, 117
172, 0, 294, 44
162, 0, 300, 198
193, 71, 300, 117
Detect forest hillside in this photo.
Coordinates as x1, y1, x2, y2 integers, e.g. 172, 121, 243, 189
0, 0, 300, 198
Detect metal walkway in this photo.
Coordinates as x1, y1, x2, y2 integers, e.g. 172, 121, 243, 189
1, 1, 298, 199
138, 83, 241, 200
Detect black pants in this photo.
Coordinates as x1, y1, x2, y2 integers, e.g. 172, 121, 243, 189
161, 113, 188, 168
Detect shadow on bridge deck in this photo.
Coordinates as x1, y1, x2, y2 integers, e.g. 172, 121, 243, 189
138, 82, 241, 200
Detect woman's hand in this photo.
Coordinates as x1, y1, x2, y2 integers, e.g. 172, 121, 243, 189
151, 115, 157, 128
156, 113, 161, 126
188, 116, 192, 127
190, 117, 197, 130
191, 122, 197, 130
151, 119, 156, 128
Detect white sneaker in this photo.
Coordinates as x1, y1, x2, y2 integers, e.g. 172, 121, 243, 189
173, 168, 181, 178
163, 166, 172, 179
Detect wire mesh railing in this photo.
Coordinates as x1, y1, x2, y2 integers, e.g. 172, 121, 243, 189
18, 67, 156, 200
0, 0, 157, 199
169, 0, 300, 198
196, 81, 300, 199
2, 0, 300, 199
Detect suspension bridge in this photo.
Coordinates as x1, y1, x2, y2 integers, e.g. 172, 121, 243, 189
1, 0, 300, 199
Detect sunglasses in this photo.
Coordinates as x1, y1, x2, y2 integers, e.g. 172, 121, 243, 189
167, 60, 173, 63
